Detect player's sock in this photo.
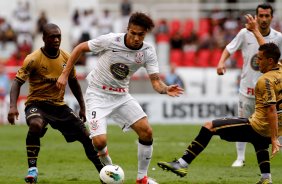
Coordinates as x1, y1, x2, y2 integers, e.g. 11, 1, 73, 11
26, 132, 40, 168
261, 173, 271, 179
236, 142, 246, 161
256, 148, 270, 173
182, 126, 213, 164
178, 158, 188, 167
137, 139, 153, 180
98, 146, 112, 166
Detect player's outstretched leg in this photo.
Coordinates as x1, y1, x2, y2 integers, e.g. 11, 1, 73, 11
158, 126, 213, 178
24, 167, 38, 184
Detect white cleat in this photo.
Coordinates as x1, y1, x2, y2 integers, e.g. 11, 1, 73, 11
231, 159, 245, 167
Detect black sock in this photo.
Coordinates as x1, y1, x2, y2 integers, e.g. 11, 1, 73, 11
182, 126, 213, 164
256, 148, 270, 173
26, 132, 40, 168
139, 138, 153, 145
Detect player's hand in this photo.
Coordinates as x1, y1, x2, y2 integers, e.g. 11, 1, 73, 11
56, 74, 68, 95
166, 84, 184, 97
7, 107, 19, 125
244, 14, 258, 32
217, 62, 226, 75
271, 138, 282, 159
56, 74, 67, 89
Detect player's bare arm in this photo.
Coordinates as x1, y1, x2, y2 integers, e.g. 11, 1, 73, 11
149, 73, 184, 97
245, 14, 265, 46
68, 77, 86, 122
56, 41, 90, 90
267, 104, 282, 157
7, 79, 23, 125
216, 49, 230, 75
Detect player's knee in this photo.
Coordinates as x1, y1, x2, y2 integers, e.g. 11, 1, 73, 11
145, 126, 153, 139
139, 126, 153, 141
203, 121, 213, 129
28, 118, 44, 134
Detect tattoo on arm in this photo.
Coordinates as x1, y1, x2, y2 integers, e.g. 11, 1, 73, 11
149, 73, 167, 94
150, 73, 160, 80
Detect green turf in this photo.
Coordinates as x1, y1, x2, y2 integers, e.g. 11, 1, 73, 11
0, 124, 281, 184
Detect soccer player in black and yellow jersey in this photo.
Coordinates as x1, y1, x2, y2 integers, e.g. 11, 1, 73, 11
158, 14, 282, 184
7, 23, 103, 184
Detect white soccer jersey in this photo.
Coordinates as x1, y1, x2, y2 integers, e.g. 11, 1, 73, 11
226, 28, 282, 98
86, 33, 159, 95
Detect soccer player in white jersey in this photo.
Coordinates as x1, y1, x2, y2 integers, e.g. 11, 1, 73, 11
217, 3, 282, 167
56, 12, 183, 184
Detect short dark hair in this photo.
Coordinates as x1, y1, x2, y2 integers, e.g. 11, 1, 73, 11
259, 42, 281, 64
256, 3, 273, 16
42, 23, 60, 37
128, 12, 155, 32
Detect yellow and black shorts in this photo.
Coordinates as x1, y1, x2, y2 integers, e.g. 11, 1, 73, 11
212, 117, 271, 147
25, 102, 88, 142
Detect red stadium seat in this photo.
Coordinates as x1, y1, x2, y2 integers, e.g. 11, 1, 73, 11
196, 49, 211, 67
169, 19, 181, 36
210, 48, 223, 67
197, 18, 211, 38
170, 49, 183, 66
182, 50, 196, 66
156, 33, 170, 43
182, 19, 194, 38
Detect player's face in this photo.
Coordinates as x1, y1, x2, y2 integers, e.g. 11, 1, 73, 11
43, 27, 61, 50
257, 50, 270, 73
126, 24, 147, 49
256, 8, 272, 30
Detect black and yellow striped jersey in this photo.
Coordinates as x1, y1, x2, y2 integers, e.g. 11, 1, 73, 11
16, 48, 76, 106
249, 66, 282, 137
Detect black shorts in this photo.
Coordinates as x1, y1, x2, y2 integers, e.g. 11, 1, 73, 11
212, 117, 271, 147
25, 102, 88, 142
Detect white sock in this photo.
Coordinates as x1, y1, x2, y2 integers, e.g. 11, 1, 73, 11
178, 158, 188, 168
137, 142, 153, 180
236, 142, 246, 161
261, 173, 271, 179
98, 146, 112, 166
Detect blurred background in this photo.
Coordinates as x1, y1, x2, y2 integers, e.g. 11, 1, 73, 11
0, 0, 280, 124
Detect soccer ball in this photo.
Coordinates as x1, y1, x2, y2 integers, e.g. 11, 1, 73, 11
99, 164, 125, 184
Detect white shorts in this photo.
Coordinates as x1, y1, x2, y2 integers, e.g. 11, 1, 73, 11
85, 87, 147, 138
238, 93, 255, 118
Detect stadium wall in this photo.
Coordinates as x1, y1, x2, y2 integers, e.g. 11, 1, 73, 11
1, 68, 240, 124
0, 94, 238, 125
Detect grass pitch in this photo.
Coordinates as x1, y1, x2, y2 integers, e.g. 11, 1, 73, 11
0, 124, 282, 184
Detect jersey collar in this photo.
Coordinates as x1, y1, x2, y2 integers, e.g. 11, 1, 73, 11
41, 47, 60, 59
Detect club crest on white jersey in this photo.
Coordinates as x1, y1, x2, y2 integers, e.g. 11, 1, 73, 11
135, 52, 144, 63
